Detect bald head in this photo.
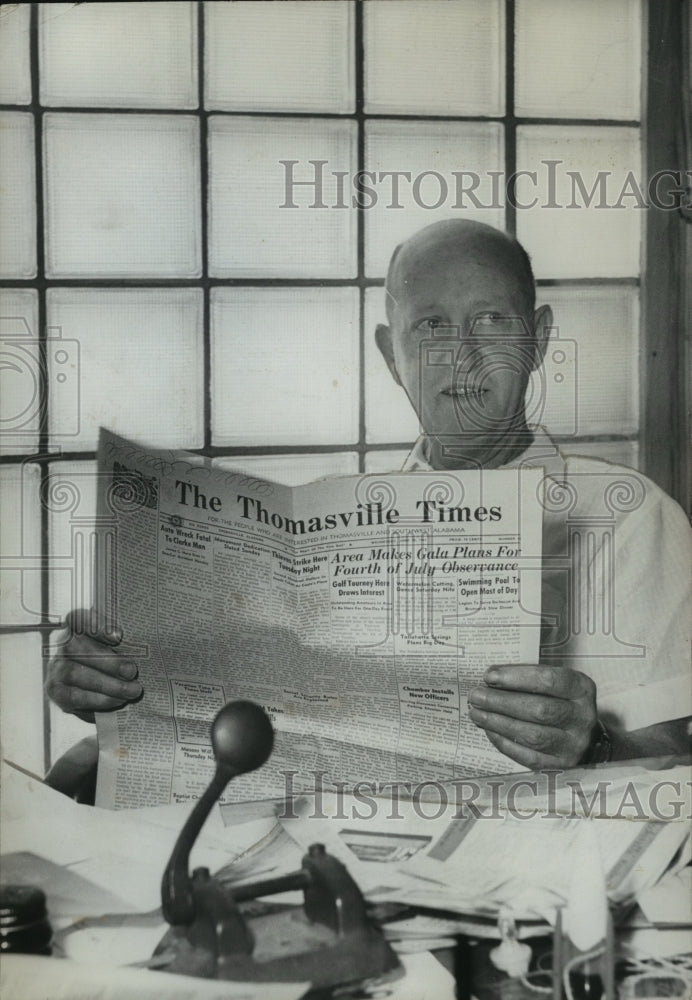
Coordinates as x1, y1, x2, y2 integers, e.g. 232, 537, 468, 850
385, 220, 535, 325
375, 219, 552, 469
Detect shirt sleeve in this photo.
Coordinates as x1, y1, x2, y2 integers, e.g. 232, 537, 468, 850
578, 481, 692, 731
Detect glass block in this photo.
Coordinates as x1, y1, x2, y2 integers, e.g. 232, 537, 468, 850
0, 113, 36, 279
39, 2, 197, 108
364, 120, 504, 277
209, 117, 357, 278
46, 289, 204, 451
0, 464, 42, 626
364, 0, 504, 116
44, 114, 201, 278
535, 285, 639, 437
211, 287, 359, 446
365, 449, 412, 474
214, 452, 359, 487
205, 1, 354, 113
515, 127, 641, 279
364, 287, 421, 444
0, 3, 31, 104
515, 0, 640, 120
0, 632, 45, 775
0, 289, 40, 455
46, 459, 97, 621
558, 439, 639, 471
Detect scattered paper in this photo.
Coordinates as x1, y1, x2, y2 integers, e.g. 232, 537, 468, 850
1, 760, 284, 917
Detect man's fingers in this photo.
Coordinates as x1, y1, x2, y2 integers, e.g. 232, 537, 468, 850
468, 704, 564, 754
48, 678, 130, 715
468, 702, 584, 763
482, 728, 564, 771
65, 608, 122, 646
484, 663, 594, 700
49, 657, 142, 703
468, 687, 574, 727
63, 632, 138, 681
468, 703, 586, 768
468, 666, 597, 768
47, 609, 140, 719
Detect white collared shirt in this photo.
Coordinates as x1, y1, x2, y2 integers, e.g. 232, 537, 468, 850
400, 429, 692, 731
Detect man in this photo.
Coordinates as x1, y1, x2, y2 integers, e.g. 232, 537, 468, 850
47, 219, 691, 770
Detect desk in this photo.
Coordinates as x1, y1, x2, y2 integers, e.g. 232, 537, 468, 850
2, 757, 691, 999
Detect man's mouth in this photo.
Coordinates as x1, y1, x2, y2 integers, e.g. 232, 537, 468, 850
441, 385, 486, 398
439, 372, 487, 398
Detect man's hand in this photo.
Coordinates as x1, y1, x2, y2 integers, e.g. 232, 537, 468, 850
468, 664, 598, 769
46, 609, 142, 723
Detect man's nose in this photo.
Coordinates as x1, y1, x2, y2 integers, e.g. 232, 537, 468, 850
422, 325, 472, 375
429, 321, 477, 350
450, 325, 482, 370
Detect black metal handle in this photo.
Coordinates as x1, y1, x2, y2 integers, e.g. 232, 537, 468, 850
161, 701, 274, 926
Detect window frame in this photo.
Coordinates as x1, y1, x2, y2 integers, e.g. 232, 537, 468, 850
0, 1, 687, 772
641, 0, 689, 511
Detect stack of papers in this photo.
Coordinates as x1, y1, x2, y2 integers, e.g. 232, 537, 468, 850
2, 758, 689, 992
276, 766, 692, 933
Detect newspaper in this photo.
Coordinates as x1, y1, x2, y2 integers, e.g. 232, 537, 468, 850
94, 430, 543, 808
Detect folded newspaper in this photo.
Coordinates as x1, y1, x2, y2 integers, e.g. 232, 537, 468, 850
93, 429, 544, 808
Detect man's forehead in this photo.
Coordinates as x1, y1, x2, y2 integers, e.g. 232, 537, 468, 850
388, 241, 526, 310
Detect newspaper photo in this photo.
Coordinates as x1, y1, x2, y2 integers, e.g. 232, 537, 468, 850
94, 429, 543, 808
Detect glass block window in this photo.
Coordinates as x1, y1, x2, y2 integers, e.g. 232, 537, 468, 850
515, 126, 642, 279
209, 117, 357, 278
0, 632, 45, 774
364, 121, 505, 277
39, 3, 198, 109
211, 287, 359, 445
0, 2, 650, 771
46, 288, 204, 450
0, 3, 31, 105
0, 113, 36, 278
44, 113, 201, 278
364, 449, 412, 475
0, 288, 40, 455
46, 459, 97, 621
364, 0, 505, 116
214, 452, 360, 488
536, 286, 639, 438
514, 0, 641, 120
0, 463, 42, 626
206, 1, 354, 113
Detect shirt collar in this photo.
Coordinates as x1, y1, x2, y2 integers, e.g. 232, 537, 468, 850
401, 427, 566, 479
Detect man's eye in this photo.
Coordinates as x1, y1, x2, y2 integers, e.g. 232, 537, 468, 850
476, 312, 503, 324
415, 317, 443, 332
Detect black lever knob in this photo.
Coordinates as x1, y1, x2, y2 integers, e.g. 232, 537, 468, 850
211, 700, 274, 775
162, 700, 274, 926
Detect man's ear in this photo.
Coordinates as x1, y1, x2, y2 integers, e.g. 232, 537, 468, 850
531, 304, 553, 371
375, 323, 402, 386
